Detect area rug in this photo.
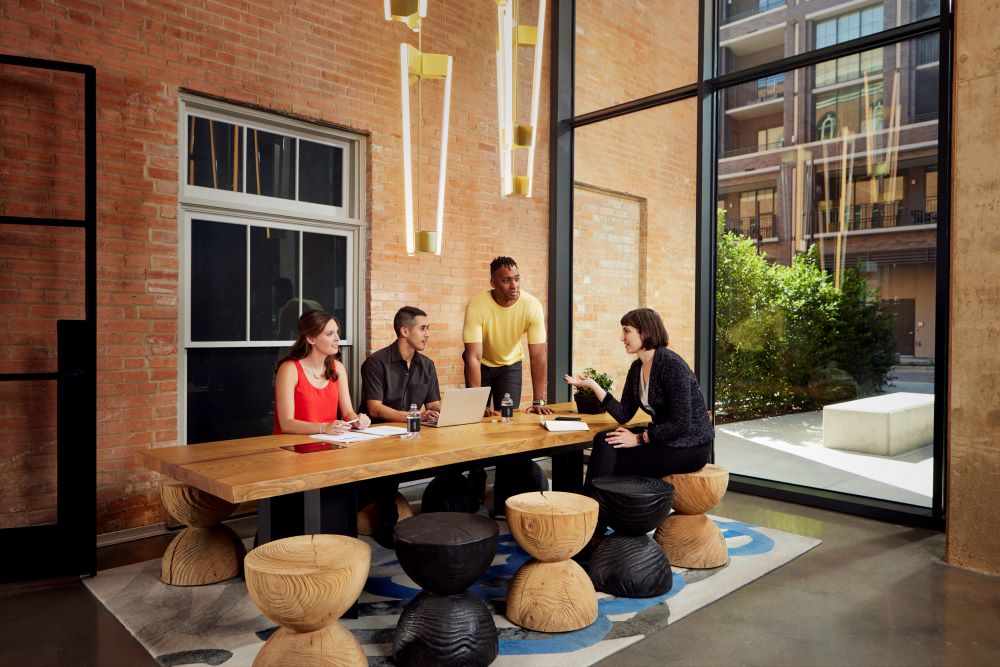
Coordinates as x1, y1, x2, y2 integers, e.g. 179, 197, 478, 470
84, 517, 820, 666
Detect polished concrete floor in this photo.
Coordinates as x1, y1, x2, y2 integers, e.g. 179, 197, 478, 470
2, 491, 999, 667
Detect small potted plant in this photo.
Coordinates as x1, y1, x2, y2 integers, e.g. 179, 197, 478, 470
573, 368, 613, 414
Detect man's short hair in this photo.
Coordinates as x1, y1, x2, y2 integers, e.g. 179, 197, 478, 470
490, 256, 518, 275
393, 306, 428, 336
620, 308, 670, 349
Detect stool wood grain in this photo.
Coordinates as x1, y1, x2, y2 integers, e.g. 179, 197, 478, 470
505, 492, 599, 632
392, 512, 499, 666
160, 479, 245, 586
655, 464, 729, 569
244, 534, 370, 667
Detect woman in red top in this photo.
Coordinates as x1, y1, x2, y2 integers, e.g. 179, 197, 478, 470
274, 310, 370, 435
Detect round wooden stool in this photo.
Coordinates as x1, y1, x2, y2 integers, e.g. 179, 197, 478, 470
244, 534, 371, 667
654, 463, 729, 569
393, 512, 499, 666
505, 491, 599, 632
588, 476, 675, 598
356, 492, 413, 536
160, 479, 246, 586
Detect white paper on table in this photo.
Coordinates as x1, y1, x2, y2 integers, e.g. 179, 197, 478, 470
358, 425, 408, 436
542, 420, 590, 432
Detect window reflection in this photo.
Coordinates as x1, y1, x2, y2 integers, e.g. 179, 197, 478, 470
187, 117, 243, 192
714, 35, 938, 507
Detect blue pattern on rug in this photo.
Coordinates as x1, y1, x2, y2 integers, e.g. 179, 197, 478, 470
84, 514, 820, 667
360, 516, 776, 656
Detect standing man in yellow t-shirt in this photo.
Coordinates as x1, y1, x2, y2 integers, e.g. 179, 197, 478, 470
463, 256, 554, 513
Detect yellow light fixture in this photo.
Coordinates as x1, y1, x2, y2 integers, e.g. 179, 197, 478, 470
494, 0, 546, 197
387, 2, 452, 255
384, 0, 427, 31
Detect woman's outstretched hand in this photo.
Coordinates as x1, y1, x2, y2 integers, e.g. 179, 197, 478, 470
563, 373, 593, 390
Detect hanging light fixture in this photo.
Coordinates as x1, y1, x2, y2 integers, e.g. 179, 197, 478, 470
495, 0, 546, 197
386, 0, 452, 255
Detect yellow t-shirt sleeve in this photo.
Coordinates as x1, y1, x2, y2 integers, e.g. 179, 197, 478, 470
462, 302, 483, 344
526, 296, 546, 344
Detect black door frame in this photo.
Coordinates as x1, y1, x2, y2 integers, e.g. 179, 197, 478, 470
0, 54, 97, 581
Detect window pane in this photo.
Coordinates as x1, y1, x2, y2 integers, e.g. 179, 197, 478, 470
187, 347, 285, 444
715, 36, 938, 508
573, 100, 698, 395
719, 0, 937, 75
302, 232, 348, 336
187, 117, 243, 192
250, 227, 299, 341
575, 1, 697, 115
246, 129, 296, 200
299, 140, 344, 207
190, 219, 246, 341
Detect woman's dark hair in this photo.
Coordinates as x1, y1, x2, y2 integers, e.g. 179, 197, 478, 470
275, 309, 341, 380
620, 308, 669, 350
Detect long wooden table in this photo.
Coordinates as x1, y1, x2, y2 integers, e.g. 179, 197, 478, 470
136, 403, 640, 542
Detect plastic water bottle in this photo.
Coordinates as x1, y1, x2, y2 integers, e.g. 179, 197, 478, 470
406, 403, 421, 438
500, 393, 514, 422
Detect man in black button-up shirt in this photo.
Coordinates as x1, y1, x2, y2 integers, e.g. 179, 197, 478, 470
362, 306, 442, 422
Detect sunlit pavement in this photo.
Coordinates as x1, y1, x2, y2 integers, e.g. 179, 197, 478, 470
715, 366, 935, 507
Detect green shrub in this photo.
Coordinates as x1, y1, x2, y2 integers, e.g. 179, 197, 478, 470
715, 211, 896, 422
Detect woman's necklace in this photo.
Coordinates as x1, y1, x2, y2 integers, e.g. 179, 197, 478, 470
305, 359, 325, 380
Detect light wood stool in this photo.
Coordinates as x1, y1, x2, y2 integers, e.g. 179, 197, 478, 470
244, 534, 371, 667
160, 479, 246, 586
505, 491, 599, 632
654, 464, 730, 569
356, 492, 413, 536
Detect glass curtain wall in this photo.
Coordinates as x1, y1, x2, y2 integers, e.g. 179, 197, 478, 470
570, 1, 699, 397
573, 103, 699, 393
709, 1, 946, 518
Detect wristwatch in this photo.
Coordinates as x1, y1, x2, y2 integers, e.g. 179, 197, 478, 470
532, 399, 545, 407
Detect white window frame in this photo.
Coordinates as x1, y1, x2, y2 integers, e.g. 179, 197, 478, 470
177, 94, 367, 444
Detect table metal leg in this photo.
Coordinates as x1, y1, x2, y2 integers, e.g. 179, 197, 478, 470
551, 448, 585, 495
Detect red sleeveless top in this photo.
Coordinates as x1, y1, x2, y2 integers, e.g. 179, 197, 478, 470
273, 359, 340, 434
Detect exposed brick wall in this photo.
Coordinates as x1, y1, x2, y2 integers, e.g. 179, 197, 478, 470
574, 0, 698, 115
1, 0, 551, 533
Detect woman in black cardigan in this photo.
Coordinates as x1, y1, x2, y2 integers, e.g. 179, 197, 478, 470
565, 308, 713, 492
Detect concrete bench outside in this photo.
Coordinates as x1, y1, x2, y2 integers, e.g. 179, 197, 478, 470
823, 392, 934, 456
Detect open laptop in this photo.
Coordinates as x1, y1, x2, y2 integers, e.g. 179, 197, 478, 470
425, 386, 493, 427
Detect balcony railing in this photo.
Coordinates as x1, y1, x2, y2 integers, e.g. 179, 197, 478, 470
811, 197, 938, 233
720, 0, 786, 25
725, 213, 776, 239
720, 138, 784, 158
725, 74, 785, 110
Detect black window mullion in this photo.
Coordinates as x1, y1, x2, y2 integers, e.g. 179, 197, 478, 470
708, 17, 942, 91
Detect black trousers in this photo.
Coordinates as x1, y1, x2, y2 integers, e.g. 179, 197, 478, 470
583, 427, 711, 491
473, 361, 545, 512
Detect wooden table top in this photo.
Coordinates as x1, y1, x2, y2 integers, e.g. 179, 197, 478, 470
136, 403, 647, 504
